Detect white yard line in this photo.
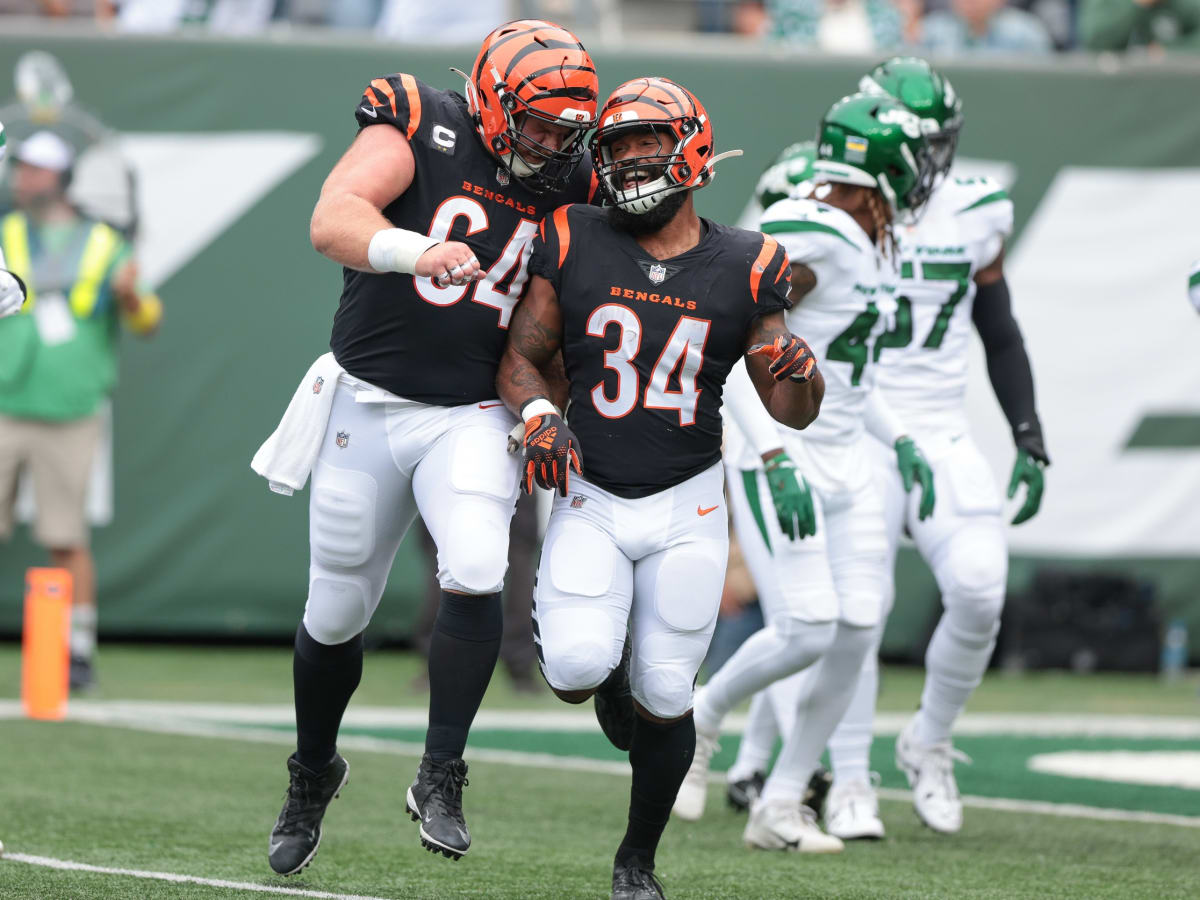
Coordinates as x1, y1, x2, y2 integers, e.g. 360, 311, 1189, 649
41, 709, 1200, 830
3, 700, 1198, 738
0, 853, 397, 900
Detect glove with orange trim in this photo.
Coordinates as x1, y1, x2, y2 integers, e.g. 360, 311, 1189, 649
522, 412, 583, 497
748, 334, 816, 383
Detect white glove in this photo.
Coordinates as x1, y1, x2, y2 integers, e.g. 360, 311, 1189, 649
0, 270, 26, 318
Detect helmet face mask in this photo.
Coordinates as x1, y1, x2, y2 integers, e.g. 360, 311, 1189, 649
595, 122, 694, 214
461, 20, 598, 194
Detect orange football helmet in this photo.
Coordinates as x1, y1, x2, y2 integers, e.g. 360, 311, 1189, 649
591, 77, 738, 214
459, 19, 598, 194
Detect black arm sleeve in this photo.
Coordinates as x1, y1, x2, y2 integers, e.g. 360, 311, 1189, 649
972, 276, 1049, 464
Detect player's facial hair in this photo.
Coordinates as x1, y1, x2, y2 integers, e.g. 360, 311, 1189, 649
607, 189, 689, 236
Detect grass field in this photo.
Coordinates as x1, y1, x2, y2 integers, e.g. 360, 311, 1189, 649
2, 645, 1198, 899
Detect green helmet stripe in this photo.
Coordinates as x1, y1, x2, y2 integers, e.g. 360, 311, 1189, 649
761, 218, 859, 251
1189, 269, 1200, 289
958, 189, 1009, 214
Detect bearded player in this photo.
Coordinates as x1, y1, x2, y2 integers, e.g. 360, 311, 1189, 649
253, 20, 599, 874
498, 77, 823, 899
673, 94, 937, 853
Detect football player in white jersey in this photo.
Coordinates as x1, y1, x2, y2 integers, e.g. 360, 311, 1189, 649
752, 58, 1051, 841
674, 93, 937, 853
0, 120, 29, 317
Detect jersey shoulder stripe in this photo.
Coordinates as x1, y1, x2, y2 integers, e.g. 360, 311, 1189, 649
357, 72, 428, 139
552, 204, 573, 268
957, 188, 1009, 215
761, 218, 859, 251
749, 233, 780, 303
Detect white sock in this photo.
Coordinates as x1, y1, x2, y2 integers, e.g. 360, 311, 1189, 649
694, 619, 836, 736
71, 604, 97, 660
727, 691, 777, 783
915, 600, 1000, 746
761, 623, 875, 806
828, 624, 883, 787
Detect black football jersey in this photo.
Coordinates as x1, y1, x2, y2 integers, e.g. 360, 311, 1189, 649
329, 74, 599, 405
529, 204, 792, 498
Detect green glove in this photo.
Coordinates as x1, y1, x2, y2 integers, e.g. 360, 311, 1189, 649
1007, 448, 1045, 525
895, 436, 935, 521
763, 452, 817, 540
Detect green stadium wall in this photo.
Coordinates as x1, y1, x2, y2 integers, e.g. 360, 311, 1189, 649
0, 31, 1198, 658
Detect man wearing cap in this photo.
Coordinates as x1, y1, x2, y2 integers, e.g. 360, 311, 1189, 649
0, 130, 162, 690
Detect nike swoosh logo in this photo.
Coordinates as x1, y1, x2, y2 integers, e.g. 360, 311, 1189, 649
697, 505, 719, 516
360, 105, 378, 118
269, 839, 284, 853
478, 402, 505, 409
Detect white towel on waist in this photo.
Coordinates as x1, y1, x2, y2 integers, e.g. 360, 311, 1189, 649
251, 352, 346, 496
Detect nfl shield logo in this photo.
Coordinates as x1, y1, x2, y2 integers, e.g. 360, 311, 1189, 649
312, 376, 325, 394
648, 264, 667, 285
570, 495, 586, 509
335, 431, 350, 448
496, 166, 510, 186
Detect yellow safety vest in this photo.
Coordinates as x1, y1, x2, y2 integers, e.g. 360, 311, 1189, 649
0, 211, 123, 318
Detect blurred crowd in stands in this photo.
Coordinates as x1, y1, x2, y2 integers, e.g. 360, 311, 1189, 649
0, 0, 1196, 57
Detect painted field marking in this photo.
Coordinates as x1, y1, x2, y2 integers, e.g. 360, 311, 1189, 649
1, 852, 395, 900
3, 700, 1197, 739
19, 703, 1197, 831
1028, 750, 1200, 790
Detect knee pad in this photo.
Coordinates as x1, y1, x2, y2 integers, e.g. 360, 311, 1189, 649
310, 468, 376, 569
538, 607, 616, 692
635, 663, 695, 720
651, 549, 722, 634
439, 498, 511, 594
939, 531, 1007, 631
304, 572, 372, 645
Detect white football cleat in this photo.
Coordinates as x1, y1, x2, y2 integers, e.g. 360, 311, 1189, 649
825, 775, 885, 840
672, 728, 719, 821
743, 798, 843, 853
895, 717, 970, 834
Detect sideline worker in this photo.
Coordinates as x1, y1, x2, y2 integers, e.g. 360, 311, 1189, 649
0, 130, 162, 690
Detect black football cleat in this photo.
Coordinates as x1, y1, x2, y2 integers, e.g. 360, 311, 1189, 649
406, 754, 471, 859
726, 770, 766, 813
69, 655, 95, 691
612, 857, 666, 900
805, 766, 834, 821
268, 752, 349, 876
594, 637, 636, 751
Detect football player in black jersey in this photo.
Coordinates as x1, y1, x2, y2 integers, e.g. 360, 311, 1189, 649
496, 77, 824, 900
259, 20, 599, 875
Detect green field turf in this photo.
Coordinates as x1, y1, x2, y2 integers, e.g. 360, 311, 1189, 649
1, 644, 1198, 899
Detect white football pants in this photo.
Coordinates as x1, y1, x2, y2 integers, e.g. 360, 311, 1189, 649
732, 430, 1008, 784
533, 462, 727, 720
698, 436, 887, 802
302, 376, 521, 646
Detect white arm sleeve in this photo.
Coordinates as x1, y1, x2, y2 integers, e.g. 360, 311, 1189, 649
723, 358, 783, 458
863, 387, 906, 447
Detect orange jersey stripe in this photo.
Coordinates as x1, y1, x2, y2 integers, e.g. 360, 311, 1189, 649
553, 205, 572, 268
398, 73, 421, 139
749, 234, 779, 304
368, 78, 397, 119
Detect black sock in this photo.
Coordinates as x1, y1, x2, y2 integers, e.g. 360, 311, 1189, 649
293, 623, 363, 771
425, 591, 503, 762
616, 713, 696, 868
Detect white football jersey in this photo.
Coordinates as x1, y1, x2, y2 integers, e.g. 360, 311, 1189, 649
879, 176, 1013, 431
761, 196, 898, 448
